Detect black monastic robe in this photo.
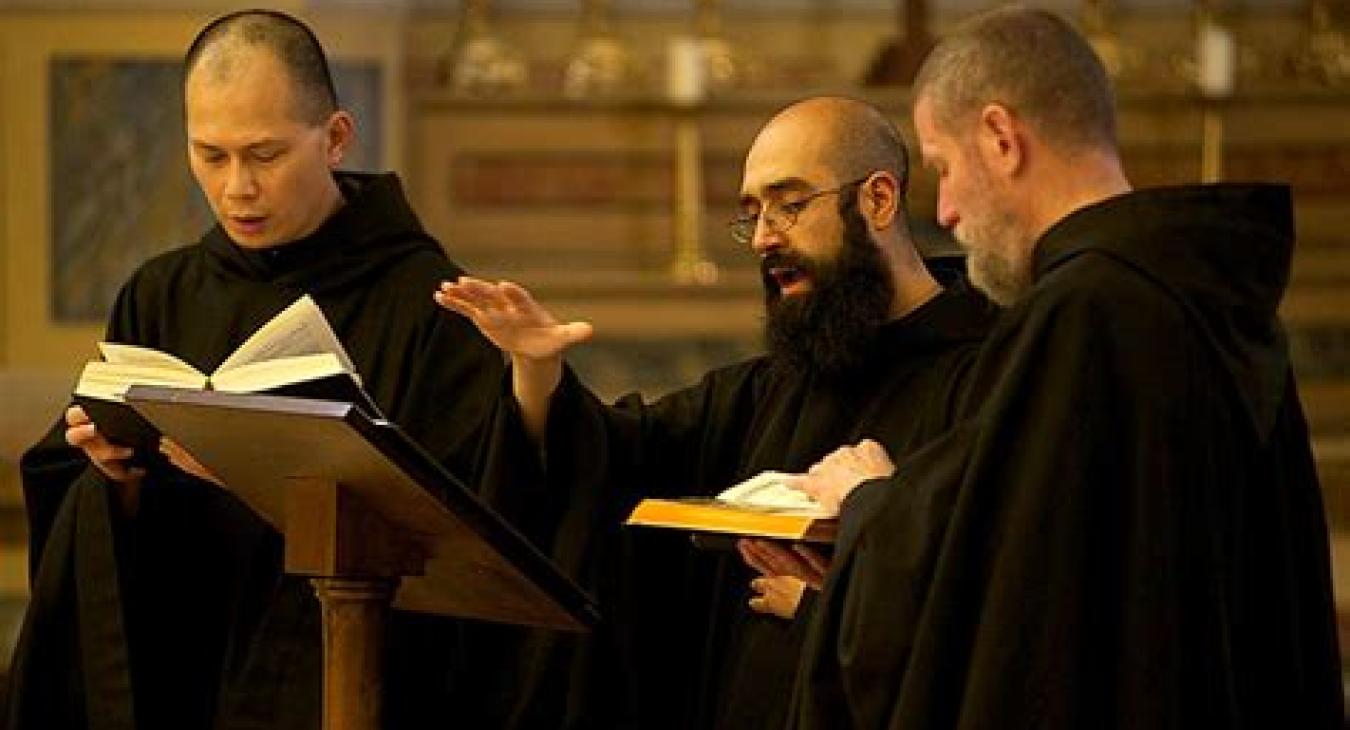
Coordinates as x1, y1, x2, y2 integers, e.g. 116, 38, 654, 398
791, 184, 1343, 729
472, 266, 992, 729
7, 172, 507, 730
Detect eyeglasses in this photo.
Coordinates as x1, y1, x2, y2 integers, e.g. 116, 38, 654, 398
727, 175, 871, 246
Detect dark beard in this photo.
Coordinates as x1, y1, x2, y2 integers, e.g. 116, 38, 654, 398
763, 197, 895, 382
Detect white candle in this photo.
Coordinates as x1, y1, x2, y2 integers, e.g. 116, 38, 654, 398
1197, 21, 1237, 97
667, 36, 706, 105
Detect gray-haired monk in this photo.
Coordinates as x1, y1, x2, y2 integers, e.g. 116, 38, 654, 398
789, 7, 1342, 729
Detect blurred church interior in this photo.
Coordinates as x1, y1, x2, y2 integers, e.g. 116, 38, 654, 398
1, 0, 1347, 709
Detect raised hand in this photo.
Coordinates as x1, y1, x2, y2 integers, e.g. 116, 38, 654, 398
434, 276, 593, 361
796, 439, 896, 514
434, 276, 594, 443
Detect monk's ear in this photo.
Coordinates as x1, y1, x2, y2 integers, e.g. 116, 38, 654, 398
325, 111, 356, 169
976, 103, 1024, 178
861, 172, 902, 231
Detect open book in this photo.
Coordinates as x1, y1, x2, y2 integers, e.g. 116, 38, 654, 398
625, 471, 838, 544
73, 295, 381, 453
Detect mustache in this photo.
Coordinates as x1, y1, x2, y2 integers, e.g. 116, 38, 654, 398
760, 251, 819, 289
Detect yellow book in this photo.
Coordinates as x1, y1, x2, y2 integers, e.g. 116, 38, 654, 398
626, 490, 837, 545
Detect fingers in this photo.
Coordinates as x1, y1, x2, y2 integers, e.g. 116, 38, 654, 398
747, 576, 807, 619
435, 277, 554, 328
499, 283, 596, 344
794, 473, 840, 517
436, 277, 527, 315
433, 278, 495, 320
821, 442, 865, 473
160, 438, 224, 486
432, 286, 480, 320
559, 321, 595, 346
436, 277, 594, 362
793, 544, 830, 575
497, 280, 535, 311
739, 539, 794, 576
792, 544, 830, 590
65, 422, 134, 462
433, 278, 490, 316
856, 438, 897, 475
66, 420, 141, 483
815, 439, 891, 471
739, 539, 823, 585
798, 439, 899, 513
66, 405, 91, 427
736, 539, 772, 576
65, 405, 147, 491
446, 276, 502, 303
857, 438, 885, 457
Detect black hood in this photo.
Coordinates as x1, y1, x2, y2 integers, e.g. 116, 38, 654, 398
1034, 183, 1294, 439
201, 171, 441, 293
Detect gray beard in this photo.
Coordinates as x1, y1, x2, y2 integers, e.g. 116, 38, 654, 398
966, 246, 1032, 307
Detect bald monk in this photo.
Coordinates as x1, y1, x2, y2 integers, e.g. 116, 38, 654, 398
9, 10, 504, 730
436, 96, 993, 729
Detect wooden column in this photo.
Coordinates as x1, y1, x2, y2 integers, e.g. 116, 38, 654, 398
285, 478, 428, 730
312, 578, 399, 730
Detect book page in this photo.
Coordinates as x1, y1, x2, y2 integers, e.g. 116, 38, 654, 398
211, 353, 346, 393
75, 361, 209, 401
98, 342, 204, 375
716, 471, 832, 517
215, 295, 355, 375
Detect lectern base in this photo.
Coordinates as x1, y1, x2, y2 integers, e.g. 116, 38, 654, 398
312, 577, 399, 730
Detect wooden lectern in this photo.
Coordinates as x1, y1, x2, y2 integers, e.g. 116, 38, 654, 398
125, 386, 598, 730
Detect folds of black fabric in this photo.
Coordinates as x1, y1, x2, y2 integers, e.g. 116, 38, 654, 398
7, 172, 509, 730
790, 185, 1343, 730
467, 265, 992, 729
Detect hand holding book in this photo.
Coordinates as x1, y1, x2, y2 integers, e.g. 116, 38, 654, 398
623, 442, 895, 545
795, 439, 896, 515
72, 295, 382, 457
739, 538, 829, 590
746, 575, 808, 620
715, 470, 830, 517
64, 404, 146, 515
625, 470, 835, 544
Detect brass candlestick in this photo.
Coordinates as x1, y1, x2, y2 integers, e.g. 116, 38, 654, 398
1082, 0, 1143, 81
694, 0, 745, 94
441, 0, 528, 96
1194, 1, 1235, 183
563, 0, 640, 98
671, 112, 718, 285
1292, 0, 1350, 85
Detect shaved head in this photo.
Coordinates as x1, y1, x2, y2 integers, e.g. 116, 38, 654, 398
184, 9, 337, 126
738, 96, 916, 380
757, 96, 909, 188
